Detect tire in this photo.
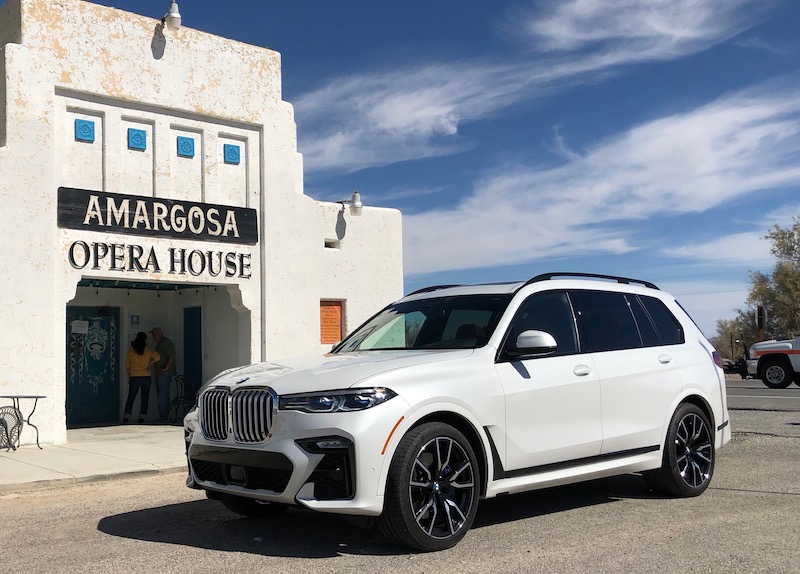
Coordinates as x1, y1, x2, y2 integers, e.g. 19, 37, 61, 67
379, 422, 480, 552
760, 358, 793, 389
220, 494, 289, 518
645, 403, 715, 497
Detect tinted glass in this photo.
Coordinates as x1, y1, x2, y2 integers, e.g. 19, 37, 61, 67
628, 295, 661, 347
571, 290, 642, 352
507, 291, 578, 355
640, 296, 684, 345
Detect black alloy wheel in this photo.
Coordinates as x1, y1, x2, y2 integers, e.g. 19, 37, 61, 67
645, 403, 715, 497
379, 422, 479, 551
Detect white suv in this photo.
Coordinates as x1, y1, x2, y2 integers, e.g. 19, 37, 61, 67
184, 272, 731, 551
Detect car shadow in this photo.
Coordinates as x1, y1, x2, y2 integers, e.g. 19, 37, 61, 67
97, 474, 660, 557
473, 474, 659, 530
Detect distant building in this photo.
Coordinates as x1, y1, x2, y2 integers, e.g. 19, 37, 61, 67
0, 0, 402, 445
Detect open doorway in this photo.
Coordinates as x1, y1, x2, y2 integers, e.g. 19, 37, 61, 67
65, 280, 250, 428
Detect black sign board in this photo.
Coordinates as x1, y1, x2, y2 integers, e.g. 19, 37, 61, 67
57, 187, 258, 245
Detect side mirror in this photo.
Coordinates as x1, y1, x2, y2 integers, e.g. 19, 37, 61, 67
505, 330, 557, 359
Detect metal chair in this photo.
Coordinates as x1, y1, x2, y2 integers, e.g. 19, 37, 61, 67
168, 375, 194, 422
0, 406, 21, 451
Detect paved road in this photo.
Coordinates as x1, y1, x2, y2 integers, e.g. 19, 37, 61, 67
1, 409, 798, 574
726, 375, 800, 411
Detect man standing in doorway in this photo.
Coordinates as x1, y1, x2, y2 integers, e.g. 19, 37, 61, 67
150, 327, 176, 423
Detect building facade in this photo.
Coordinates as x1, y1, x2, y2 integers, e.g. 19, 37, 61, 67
0, 0, 403, 445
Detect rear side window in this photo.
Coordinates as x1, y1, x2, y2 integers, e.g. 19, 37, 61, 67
639, 296, 684, 345
571, 290, 642, 352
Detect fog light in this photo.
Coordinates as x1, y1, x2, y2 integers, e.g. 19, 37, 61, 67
316, 439, 349, 449
296, 436, 353, 453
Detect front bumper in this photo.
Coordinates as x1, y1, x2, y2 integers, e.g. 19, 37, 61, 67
184, 394, 411, 516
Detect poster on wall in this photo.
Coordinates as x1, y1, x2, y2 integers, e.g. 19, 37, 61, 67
71, 320, 89, 334
320, 301, 343, 345
130, 314, 140, 328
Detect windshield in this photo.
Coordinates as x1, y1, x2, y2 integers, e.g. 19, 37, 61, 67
333, 294, 513, 353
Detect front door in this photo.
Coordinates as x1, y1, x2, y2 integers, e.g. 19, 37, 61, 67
494, 290, 602, 471
66, 306, 120, 426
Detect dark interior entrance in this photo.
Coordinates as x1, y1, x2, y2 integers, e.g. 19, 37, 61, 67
183, 306, 203, 400
66, 306, 121, 426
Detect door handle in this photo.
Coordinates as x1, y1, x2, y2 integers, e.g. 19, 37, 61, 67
658, 354, 672, 364
573, 364, 592, 376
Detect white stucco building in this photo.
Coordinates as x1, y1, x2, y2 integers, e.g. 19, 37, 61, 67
0, 0, 403, 446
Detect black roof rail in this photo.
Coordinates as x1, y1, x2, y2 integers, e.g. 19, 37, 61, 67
521, 272, 659, 290
406, 284, 462, 296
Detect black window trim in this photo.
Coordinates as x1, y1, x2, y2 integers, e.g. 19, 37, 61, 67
497, 288, 686, 361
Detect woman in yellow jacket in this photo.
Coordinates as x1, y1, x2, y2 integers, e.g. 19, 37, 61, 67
123, 331, 160, 424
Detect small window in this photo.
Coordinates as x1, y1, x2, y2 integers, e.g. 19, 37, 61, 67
571, 290, 642, 352
640, 296, 684, 345
506, 291, 578, 355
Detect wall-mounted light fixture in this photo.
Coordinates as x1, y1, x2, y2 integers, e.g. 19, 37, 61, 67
338, 190, 363, 216
162, 1, 182, 31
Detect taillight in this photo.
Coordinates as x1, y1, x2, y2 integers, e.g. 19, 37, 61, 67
712, 351, 724, 369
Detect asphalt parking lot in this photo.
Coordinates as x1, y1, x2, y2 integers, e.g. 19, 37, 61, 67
1, 378, 798, 574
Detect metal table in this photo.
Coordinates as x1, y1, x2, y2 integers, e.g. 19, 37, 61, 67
0, 395, 46, 450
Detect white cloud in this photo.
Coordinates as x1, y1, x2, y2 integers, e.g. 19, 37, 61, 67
403, 84, 800, 274
661, 203, 800, 267
658, 280, 751, 338
518, 0, 760, 56
661, 232, 774, 267
294, 0, 769, 174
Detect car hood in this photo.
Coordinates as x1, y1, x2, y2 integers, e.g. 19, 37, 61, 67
750, 339, 796, 352
201, 349, 475, 395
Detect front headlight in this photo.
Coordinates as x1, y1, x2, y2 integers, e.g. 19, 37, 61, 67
279, 387, 397, 413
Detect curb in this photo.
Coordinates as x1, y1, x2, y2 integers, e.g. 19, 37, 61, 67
0, 464, 187, 496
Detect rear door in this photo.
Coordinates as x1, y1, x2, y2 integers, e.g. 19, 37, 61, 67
571, 290, 683, 454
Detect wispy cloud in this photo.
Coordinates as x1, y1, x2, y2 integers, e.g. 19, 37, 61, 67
661, 232, 775, 267
403, 84, 800, 274
658, 280, 752, 337
294, 0, 769, 174
515, 0, 761, 56
734, 35, 794, 56
661, 202, 800, 267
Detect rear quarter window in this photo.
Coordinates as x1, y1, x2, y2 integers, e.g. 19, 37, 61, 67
639, 296, 685, 345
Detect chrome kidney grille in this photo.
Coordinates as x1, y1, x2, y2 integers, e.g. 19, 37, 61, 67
200, 387, 275, 443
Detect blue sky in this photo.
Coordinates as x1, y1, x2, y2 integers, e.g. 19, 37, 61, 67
27, 1, 800, 335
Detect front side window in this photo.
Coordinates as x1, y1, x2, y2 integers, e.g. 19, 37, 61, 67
334, 295, 513, 352
505, 290, 578, 355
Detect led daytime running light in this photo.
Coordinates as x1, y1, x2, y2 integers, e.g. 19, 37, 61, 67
279, 387, 396, 413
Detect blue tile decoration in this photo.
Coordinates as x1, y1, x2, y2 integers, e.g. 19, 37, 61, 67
127, 128, 147, 151
224, 144, 241, 165
74, 119, 95, 143
177, 136, 195, 158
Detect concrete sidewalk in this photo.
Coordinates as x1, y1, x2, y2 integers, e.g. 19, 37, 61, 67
0, 424, 186, 494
